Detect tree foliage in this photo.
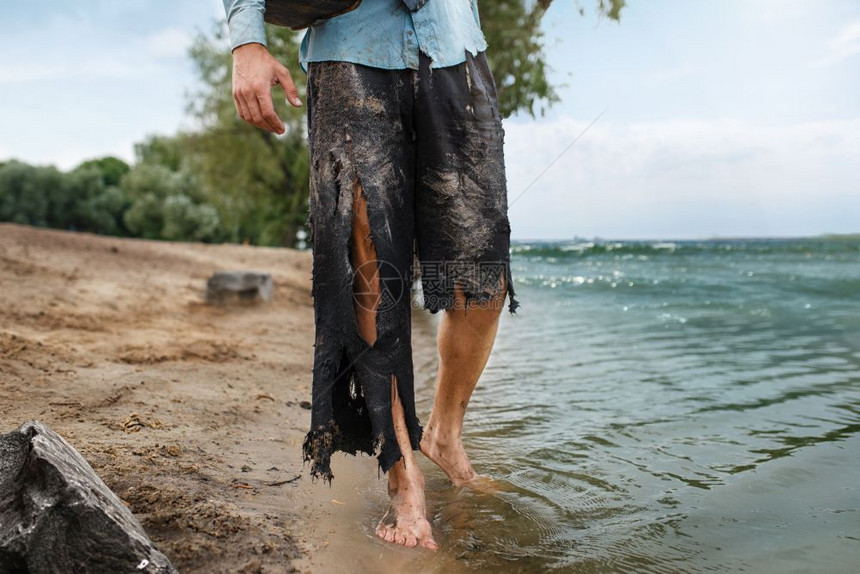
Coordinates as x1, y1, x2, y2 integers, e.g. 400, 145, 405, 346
0, 162, 62, 227
480, 0, 625, 117
135, 136, 185, 172
119, 163, 222, 242
75, 156, 130, 187
183, 25, 309, 247
0, 155, 222, 242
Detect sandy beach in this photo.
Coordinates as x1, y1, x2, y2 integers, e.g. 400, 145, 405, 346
0, 223, 436, 573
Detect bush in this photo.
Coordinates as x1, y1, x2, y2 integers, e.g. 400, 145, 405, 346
77, 185, 130, 236
0, 158, 223, 243
0, 161, 62, 227
163, 195, 221, 242
120, 164, 223, 242
76, 156, 130, 187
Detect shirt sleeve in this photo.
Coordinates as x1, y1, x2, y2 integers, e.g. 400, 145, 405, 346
222, 0, 267, 50
471, 0, 482, 28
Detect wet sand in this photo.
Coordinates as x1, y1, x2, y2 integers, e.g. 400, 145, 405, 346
0, 223, 438, 573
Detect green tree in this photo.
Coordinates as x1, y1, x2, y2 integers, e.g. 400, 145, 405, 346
78, 186, 130, 235
0, 157, 221, 241
184, 25, 309, 247
67, 164, 131, 235
75, 156, 130, 187
120, 163, 223, 242
0, 161, 43, 226
480, 0, 625, 117
134, 135, 186, 172
0, 159, 127, 234
0, 161, 63, 227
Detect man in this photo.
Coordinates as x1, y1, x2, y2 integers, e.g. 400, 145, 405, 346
223, 0, 518, 550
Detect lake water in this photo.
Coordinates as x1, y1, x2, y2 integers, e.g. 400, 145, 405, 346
315, 237, 860, 573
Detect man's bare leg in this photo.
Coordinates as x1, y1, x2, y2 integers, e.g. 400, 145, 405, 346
420, 282, 505, 486
350, 180, 437, 550
375, 378, 438, 549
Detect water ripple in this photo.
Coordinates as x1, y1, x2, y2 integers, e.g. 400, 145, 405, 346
404, 238, 860, 572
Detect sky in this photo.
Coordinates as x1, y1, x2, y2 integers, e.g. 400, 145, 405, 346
1, 0, 858, 240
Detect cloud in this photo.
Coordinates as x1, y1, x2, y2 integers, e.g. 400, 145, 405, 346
0, 19, 158, 84
0, 6, 200, 85
0, 2, 223, 173
503, 116, 860, 239
0, 58, 160, 84
742, 0, 813, 24
145, 28, 193, 59
818, 19, 860, 66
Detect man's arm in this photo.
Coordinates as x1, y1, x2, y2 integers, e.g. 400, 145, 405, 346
222, 0, 302, 134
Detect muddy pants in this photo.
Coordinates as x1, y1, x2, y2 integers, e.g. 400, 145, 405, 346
302, 51, 518, 482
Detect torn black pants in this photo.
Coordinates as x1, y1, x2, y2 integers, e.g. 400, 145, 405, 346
302, 51, 518, 482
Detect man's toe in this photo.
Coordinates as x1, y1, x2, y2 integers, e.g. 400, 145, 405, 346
376, 524, 392, 542
420, 536, 439, 551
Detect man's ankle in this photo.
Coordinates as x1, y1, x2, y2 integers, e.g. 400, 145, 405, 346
424, 425, 462, 448
389, 461, 424, 490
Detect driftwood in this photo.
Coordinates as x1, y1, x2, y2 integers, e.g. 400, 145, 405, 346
206, 271, 273, 305
0, 421, 176, 574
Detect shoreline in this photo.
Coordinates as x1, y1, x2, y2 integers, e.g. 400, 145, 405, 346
0, 223, 442, 572
297, 309, 443, 573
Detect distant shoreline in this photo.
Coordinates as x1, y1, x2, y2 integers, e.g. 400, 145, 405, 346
511, 233, 860, 243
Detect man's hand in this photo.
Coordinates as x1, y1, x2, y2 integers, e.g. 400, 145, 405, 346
231, 43, 302, 134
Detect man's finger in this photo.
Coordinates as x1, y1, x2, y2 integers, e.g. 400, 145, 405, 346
238, 93, 266, 131
241, 87, 272, 132
256, 90, 285, 134
275, 67, 302, 107
234, 92, 251, 123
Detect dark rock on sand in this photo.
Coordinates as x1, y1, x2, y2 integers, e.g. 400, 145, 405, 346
206, 271, 274, 304
0, 421, 176, 574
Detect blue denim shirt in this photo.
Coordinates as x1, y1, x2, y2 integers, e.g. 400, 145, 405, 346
222, 0, 487, 71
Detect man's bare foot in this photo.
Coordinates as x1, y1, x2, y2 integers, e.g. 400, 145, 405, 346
420, 426, 491, 488
375, 469, 438, 550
